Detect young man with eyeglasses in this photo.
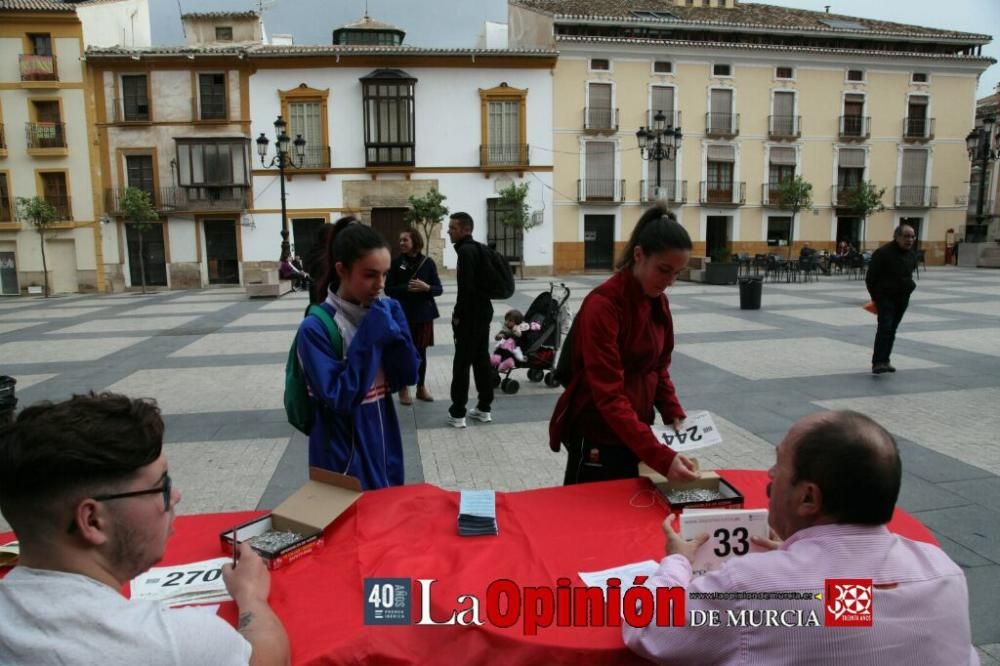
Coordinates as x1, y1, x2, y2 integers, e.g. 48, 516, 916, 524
0, 392, 289, 666
865, 224, 919, 374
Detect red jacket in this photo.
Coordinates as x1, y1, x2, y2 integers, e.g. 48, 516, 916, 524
549, 269, 685, 476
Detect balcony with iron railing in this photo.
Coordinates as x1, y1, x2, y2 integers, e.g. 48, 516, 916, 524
480, 144, 529, 169
44, 195, 72, 221
700, 181, 746, 205
895, 186, 938, 208
646, 109, 681, 129
705, 112, 739, 138
639, 179, 686, 203
0, 195, 12, 222
105, 187, 181, 215
761, 182, 788, 207
365, 143, 415, 168
768, 115, 801, 139
903, 117, 935, 142
838, 115, 871, 141
297, 145, 332, 170
19, 54, 58, 83
832, 184, 858, 208
172, 185, 248, 211
25, 122, 67, 150
577, 178, 625, 203
583, 107, 619, 132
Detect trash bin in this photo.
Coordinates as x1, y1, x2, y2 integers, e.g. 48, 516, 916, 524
739, 276, 762, 310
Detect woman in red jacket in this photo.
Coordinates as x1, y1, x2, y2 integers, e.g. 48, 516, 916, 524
550, 204, 699, 485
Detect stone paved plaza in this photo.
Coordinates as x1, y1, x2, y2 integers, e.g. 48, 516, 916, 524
2, 267, 1000, 661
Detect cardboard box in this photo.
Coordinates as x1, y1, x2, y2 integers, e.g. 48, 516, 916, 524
220, 467, 362, 570
638, 463, 745, 512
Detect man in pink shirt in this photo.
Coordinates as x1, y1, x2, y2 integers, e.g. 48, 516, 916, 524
623, 410, 977, 665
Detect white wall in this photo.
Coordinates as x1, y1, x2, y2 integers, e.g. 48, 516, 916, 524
247, 62, 554, 268
78, 0, 151, 48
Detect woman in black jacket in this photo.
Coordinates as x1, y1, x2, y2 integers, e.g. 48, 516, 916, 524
385, 228, 444, 404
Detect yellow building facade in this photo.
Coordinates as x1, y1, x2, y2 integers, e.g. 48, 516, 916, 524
510, 0, 994, 270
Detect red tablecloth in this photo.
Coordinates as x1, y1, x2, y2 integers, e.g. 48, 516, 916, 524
0, 471, 937, 665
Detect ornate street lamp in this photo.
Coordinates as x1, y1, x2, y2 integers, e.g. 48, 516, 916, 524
965, 115, 996, 243
636, 110, 682, 200
256, 116, 306, 259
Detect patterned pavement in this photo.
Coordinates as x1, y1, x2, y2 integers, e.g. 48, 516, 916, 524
2, 267, 1000, 661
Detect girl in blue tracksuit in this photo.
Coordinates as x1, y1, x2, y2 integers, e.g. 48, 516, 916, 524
295, 216, 419, 490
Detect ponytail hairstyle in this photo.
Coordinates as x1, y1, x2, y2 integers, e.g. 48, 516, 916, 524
316, 216, 390, 297
616, 203, 692, 270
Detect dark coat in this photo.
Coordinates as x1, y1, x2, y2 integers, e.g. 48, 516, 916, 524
453, 235, 493, 325
866, 241, 917, 302
385, 253, 443, 324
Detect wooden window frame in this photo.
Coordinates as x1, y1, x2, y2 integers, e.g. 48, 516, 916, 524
115, 147, 161, 209
118, 72, 152, 123
774, 66, 795, 81
479, 83, 528, 171
279, 84, 331, 173
360, 71, 416, 168
652, 60, 673, 75
34, 168, 73, 225
845, 68, 866, 83
194, 71, 229, 122
589, 58, 611, 72
27, 97, 67, 155
0, 171, 15, 226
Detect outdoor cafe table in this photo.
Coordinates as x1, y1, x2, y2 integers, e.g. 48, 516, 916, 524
0, 471, 936, 665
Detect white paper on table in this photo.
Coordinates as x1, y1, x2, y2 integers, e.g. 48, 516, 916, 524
651, 410, 723, 453
680, 509, 769, 577
578, 560, 660, 597
130, 557, 232, 605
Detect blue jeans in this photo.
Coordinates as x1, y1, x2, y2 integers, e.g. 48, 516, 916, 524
872, 296, 910, 365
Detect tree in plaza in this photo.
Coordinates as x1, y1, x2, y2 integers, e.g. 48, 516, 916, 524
15, 196, 58, 298
843, 181, 886, 251
405, 187, 448, 263
495, 182, 539, 234
120, 187, 159, 294
775, 175, 814, 259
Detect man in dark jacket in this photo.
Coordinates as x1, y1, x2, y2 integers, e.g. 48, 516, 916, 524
446, 212, 494, 428
865, 224, 918, 374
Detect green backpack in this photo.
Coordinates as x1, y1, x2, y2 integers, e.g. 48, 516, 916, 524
284, 304, 344, 434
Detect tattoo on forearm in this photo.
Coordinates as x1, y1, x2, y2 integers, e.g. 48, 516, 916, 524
238, 612, 254, 630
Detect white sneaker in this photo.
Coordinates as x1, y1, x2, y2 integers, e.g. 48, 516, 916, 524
468, 408, 492, 423
447, 415, 467, 428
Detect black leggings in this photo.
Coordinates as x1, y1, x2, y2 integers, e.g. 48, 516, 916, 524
563, 438, 639, 485
417, 346, 428, 387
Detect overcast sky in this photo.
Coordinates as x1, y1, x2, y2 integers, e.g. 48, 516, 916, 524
154, 0, 998, 97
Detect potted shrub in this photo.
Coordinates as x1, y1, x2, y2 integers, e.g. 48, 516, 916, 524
705, 248, 739, 285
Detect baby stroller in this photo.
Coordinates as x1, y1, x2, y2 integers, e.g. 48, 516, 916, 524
493, 282, 571, 395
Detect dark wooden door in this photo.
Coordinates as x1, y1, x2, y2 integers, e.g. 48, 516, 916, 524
126, 222, 167, 287
292, 218, 326, 263
584, 215, 614, 270
706, 216, 729, 261
370, 208, 410, 255
204, 220, 239, 284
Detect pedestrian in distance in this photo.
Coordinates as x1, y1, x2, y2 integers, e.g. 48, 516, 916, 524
295, 218, 419, 490
385, 228, 443, 405
549, 203, 699, 485
446, 212, 494, 428
866, 224, 918, 374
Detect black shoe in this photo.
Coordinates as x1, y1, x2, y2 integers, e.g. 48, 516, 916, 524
872, 363, 889, 374
885, 364, 896, 373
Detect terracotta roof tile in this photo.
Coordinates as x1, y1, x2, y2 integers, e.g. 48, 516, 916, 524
512, 0, 990, 41
0, 0, 76, 11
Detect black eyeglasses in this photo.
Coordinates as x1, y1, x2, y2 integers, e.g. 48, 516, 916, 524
93, 473, 172, 512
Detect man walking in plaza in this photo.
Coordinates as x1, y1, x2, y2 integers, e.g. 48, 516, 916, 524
866, 224, 918, 374
0, 392, 290, 666
623, 410, 977, 665
447, 212, 494, 428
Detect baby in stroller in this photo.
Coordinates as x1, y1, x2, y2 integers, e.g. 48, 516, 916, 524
490, 309, 539, 372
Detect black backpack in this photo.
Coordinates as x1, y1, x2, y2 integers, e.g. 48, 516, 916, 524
477, 242, 516, 300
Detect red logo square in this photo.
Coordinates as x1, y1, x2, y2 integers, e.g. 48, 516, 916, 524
825, 578, 873, 627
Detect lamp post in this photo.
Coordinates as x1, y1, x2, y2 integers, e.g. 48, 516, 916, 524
636, 110, 682, 200
965, 115, 996, 244
256, 115, 306, 259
